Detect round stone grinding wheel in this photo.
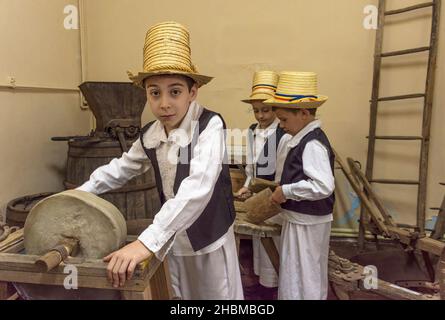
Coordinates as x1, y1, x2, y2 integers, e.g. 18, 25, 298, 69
24, 190, 127, 258
16, 190, 128, 300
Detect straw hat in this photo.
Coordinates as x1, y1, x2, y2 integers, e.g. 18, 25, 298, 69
241, 71, 279, 104
264, 71, 328, 108
127, 21, 212, 88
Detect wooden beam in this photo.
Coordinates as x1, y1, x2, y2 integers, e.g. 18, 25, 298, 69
260, 238, 280, 274
0, 281, 8, 300
385, 2, 434, 15
0, 229, 24, 252
431, 195, 445, 240
380, 46, 430, 57
149, 259, 173, 300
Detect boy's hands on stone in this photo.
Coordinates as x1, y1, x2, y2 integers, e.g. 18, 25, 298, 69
103, 240, 153, 288
271, 186, 286, 205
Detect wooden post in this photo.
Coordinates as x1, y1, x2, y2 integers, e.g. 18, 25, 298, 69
431, 194, 445, 240
361, 0, 387, 250
149, 258, 173, 300
418, 0, 441, 234
440, 249, 445, 300
0, 281, 8, 300
260, 237, 280, 274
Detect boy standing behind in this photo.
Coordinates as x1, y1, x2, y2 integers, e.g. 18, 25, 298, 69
265, 71, 335, 300
237, 71, 285, 288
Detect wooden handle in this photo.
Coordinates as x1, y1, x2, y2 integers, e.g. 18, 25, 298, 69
35, 238, 79, 272
35, 251, 64, 272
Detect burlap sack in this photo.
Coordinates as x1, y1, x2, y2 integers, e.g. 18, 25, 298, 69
244, 188, 281, 224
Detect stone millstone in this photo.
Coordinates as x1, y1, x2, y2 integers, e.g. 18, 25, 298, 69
17, 190, 127, 300
24, 190, 127, 259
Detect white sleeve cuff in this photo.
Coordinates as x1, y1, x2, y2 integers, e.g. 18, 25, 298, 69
243, 176, 252, 189
137, 224, 176, 261
76, 181, 99, 194
282, 184, 299, 201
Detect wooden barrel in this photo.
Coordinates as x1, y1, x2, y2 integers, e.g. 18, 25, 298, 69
65, 138, 161, 220
6, 192, 54, 228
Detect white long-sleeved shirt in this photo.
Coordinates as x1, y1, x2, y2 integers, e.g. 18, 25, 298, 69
243, 118, 280, 188
275, 120, 335, 225
77, 101, 230, 259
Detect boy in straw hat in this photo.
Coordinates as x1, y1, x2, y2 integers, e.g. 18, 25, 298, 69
263, 71, 335, 300
77, 21, 243, 300
237, 70, 286, 289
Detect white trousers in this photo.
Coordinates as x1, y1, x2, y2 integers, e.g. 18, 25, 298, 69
168, 231, 244, 300
252, 235, 280, 287
278, 220, 331, 300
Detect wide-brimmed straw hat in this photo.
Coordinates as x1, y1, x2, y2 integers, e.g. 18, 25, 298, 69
127, 21, 212, 88
264, 71, 328, 108
241, 71, 279, 104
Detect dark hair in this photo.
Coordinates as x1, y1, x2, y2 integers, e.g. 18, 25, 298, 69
272, 107, 317, 115
143, 74, 196, 92
182, 76, 196, 91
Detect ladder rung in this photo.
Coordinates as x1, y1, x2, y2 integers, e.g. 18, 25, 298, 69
369, 136, 423, 141
385, 2, 434, 16
381, 46, 430, 57
430, 207, 444, 211
370, 179, 420, 185
396, 223, 418, 229
374, 93, 425, 102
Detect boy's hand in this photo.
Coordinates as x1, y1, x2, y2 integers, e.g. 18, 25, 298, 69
103, 240, 153, 288
235, 187, 252, 199
271, 186, 286, 205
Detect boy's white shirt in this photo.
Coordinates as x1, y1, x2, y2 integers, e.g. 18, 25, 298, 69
275, 119, 335, 225
77, 101, 231, 260
243, 118, 280, 188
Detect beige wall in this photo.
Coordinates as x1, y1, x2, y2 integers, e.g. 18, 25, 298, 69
0, 0, 91, 220
82, 0, 445, 233
1, 0, 444, 235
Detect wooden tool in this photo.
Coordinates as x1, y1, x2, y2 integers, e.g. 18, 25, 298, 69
249, 178, 278, 194
35, 237, 79, 272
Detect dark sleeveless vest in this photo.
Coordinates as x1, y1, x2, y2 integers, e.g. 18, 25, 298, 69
140, 108, 236, 251
280, 127, 335, 216
248, 123, 286, 181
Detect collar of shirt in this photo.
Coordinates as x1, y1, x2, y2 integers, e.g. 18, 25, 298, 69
287, 119, 322, 148
254, 118, 280, 139
142, 101, 203, 149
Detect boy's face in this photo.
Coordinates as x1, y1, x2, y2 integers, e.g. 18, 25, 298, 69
251, 101, 276, 128
145, 75, 198, 133
275, 108, 312, 136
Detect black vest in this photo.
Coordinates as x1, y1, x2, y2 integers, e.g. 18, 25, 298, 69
139, 108, 236, 251
248, 123, 286, 181
280, 127, 335, 216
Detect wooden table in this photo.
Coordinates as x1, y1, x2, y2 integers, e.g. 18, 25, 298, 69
234, 202, 281, 274
0, 229, 173, 300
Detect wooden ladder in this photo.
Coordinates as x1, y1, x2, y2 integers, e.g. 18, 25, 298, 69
359, 0, 442, 248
